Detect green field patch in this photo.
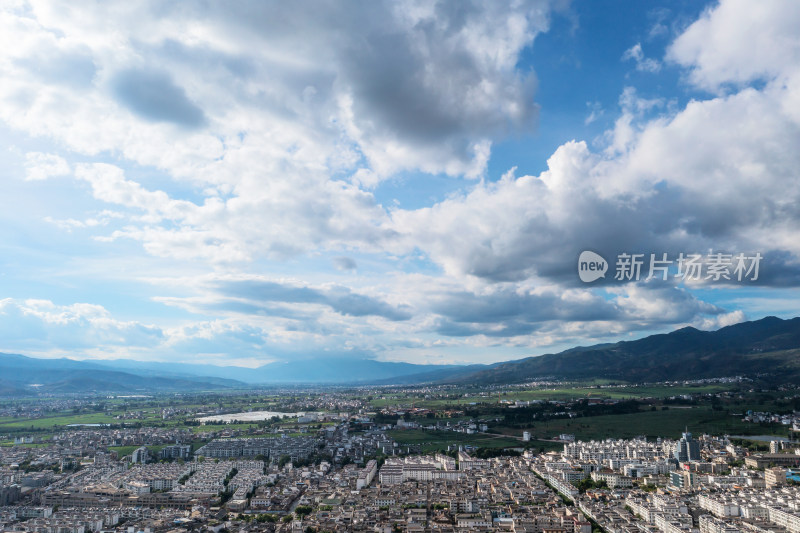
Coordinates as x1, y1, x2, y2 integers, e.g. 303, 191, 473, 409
0, 412, 118, 430
369, 383, 737, 410
0, 441, 51, 448
388, 429, 522, 453
108, 445, 139, 458
108, 444, 169, 458
497, 406, 787, 441
504, 384, 735, 402
190, 422, 264, 434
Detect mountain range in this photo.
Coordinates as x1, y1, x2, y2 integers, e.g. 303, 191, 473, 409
0, 352, 245, 394
1, 315, 798, 394
446, 315, 800, 384
0, 352, 468, 394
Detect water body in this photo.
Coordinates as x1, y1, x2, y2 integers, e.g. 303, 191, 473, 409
196, 411, 306, 423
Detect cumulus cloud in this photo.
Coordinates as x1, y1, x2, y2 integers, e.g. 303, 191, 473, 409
667, 0, 800, 91
74, 163, 196, 219
0, 298, 163, 352
610, 282, 723, 323
692, 310, 746, 331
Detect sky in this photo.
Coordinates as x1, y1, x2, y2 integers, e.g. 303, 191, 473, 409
1, 0, 799, 368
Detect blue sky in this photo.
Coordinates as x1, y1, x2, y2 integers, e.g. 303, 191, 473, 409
1, 0, 799, 367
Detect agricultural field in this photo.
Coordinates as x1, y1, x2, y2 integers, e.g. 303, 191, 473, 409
503, 384, 736, 401
387, 429, 522, 453
369, 382, 740, 409
0, 412, 118, 430
493, 405, 790, 441
108, 444, 166, 458
0, 441, 51, 448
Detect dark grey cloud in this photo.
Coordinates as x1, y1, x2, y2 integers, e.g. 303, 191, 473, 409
720, 250, 800, 288
214, 279, 412, 321
111, 68, 206, 128
203, 300, 313, 321
333, 1, 543, 168
430, 288, 618, 325
340, 28, 536, 146
426, 280, 727, 338
435, 318, 542, 338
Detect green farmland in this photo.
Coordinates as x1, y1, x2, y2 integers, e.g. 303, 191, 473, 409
388, 429, 522, 453
494, 405, 789, 442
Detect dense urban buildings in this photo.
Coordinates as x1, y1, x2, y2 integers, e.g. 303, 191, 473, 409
1, 386, 799, 533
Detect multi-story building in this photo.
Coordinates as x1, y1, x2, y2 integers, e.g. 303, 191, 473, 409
158, 444, 191, 460
673, 432, 701, 462
765, 467, 787, 489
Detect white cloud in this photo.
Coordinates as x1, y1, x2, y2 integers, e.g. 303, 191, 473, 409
43, 210, 122, 231
74, 163, 197, 220
584, 101, 603, 125
0, 298, 163, 352
692, 309, 746, 330
24, 152, 69, 181
610, 282, 722, 323
668, 0, 800, 91
622, 43, 661, 73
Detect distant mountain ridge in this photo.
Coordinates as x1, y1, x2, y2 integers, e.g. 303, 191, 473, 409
1, 315, 799, 394
0, 352, 473, 393
444, 316, 800, 384
90, 356, 469, 385
0, 353, 247, 394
